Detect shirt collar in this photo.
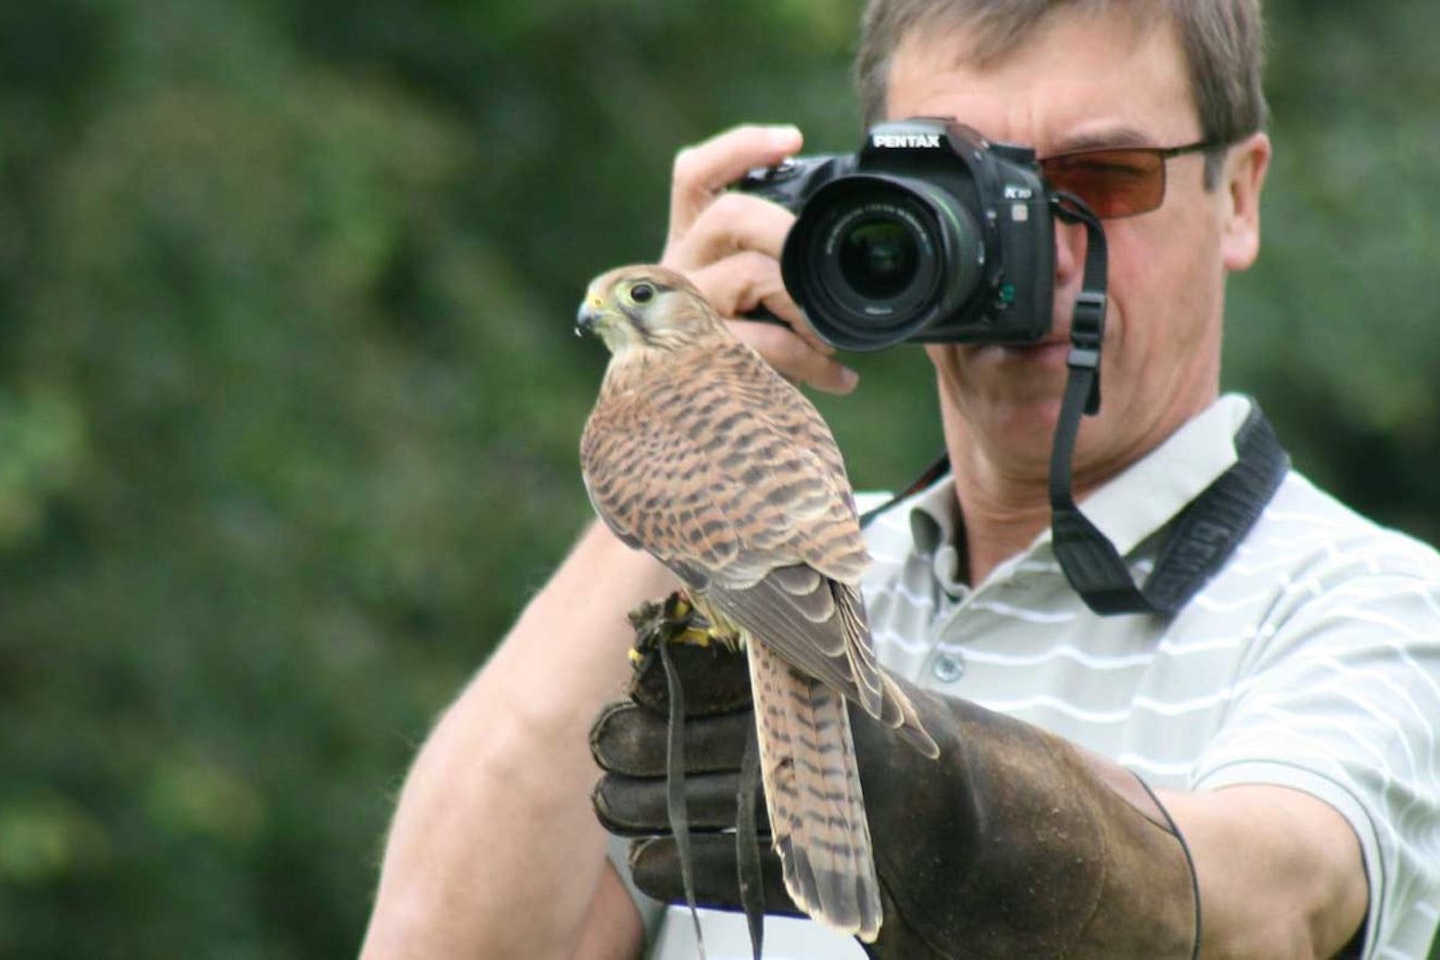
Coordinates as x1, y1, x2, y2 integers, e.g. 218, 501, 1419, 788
906, 394, 1253, 567
1059, 394, 1251, 556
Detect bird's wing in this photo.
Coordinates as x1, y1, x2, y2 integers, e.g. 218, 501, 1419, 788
582, 336, 917, 720
581, 337, 868, 590
707, 570, 883, 715
580, 370, 744, 589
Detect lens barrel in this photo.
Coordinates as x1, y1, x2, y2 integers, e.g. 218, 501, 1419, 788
781, 174, 985, 351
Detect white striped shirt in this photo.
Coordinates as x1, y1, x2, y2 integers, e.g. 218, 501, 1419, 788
643, 395, 1440, 959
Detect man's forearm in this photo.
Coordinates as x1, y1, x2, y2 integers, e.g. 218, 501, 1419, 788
1163, 784, 1367, 959
362, 522, 673, 960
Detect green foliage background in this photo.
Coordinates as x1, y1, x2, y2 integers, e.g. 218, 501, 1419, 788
0, 1, 1436, 955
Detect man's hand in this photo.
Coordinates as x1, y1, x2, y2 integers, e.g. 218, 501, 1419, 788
590, 618, 1199, 959
660, 125, 859, 395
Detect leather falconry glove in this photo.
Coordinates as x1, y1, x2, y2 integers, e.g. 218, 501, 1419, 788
590, 598, 1200, 959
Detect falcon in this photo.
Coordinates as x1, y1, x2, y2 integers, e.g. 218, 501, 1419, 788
576, 264, 938, 941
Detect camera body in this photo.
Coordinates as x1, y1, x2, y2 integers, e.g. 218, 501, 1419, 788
736, 118, 1056, 351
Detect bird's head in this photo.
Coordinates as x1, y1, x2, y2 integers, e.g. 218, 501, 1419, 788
576, 265, 724, 356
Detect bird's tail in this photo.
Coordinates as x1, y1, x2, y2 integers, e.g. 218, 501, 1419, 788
747, 640, 882, 943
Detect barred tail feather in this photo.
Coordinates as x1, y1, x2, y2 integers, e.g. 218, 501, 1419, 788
747, 640, 883, 942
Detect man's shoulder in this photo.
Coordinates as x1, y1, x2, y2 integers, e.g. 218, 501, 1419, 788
1256, 468, 1440, 579
1202, 465, 1440, 636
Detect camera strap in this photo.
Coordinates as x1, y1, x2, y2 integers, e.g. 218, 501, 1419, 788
1046, 197, 1290, 616
861, 200, 1291, 619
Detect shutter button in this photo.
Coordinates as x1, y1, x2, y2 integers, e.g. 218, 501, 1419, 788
931, 652, 965, 683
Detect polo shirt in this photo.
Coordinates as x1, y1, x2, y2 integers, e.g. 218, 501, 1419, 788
635, 394, 1440, 959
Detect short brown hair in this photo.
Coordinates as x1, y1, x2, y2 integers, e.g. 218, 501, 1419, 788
854, 0, 1267, 183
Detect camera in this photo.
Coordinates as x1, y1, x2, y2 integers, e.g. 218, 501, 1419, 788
737, 118, 1056, 351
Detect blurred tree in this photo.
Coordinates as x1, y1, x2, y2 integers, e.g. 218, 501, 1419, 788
1227, 0, 1440, 540
0, 0, 1435, 956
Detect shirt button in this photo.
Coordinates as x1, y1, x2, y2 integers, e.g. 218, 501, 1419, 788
931, 652, 966, 683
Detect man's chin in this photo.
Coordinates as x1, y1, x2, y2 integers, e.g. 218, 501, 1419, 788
956, 341, 1075, 404
984, 339, 1072, 369
928, 341, 1073, 430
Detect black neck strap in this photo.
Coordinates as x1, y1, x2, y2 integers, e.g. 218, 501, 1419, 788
1046, 197, 1291, 615
863, 197, 1291, 618
1049, 395, 1289, 616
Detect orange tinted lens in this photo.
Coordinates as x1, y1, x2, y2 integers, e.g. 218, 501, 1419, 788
1041, 149, 1165, 219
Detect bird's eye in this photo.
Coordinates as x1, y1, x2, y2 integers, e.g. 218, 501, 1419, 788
629, 282, 655, 304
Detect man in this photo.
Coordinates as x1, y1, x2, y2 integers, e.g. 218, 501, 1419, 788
361, 1, 1440, 958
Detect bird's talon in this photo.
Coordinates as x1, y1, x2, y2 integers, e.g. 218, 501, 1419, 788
626, 591, 739, 655
676, 626, 714, 647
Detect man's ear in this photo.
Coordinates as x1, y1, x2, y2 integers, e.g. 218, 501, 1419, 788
1221, 131, 1271, 273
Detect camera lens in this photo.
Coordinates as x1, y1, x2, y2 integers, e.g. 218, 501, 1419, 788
816, 199, 939, 333
836, 216, 920, 300
781, 174, 985, 351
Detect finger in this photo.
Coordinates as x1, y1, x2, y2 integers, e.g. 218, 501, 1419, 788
592, 771, 759, 836
629, 835, 797, 917
688, 253, 833, 358
726, 320, 860, 396
590, 701, 753, 778
664, 191, 795, 272
668, 124, 803, 251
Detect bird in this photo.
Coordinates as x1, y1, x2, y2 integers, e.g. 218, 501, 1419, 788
576, 263, 938, 942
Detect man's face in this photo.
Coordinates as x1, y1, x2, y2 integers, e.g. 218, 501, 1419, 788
886, 9, 1268, 489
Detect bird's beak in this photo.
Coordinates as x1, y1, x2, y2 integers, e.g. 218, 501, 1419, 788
575, 298, 608, 338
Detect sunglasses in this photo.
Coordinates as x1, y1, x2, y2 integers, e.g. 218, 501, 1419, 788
1038, 140, 1223, 220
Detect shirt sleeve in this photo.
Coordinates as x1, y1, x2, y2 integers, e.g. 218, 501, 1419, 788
1189, 566, 1440, 959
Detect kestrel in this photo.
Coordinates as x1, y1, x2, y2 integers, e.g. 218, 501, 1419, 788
576, 264, 938, 941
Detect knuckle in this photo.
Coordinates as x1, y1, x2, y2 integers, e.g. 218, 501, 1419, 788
690, 275, 731, 314
698, 190, 753, 226
701, 255, 772, 315
671, 198, 752, 266
734, 247, 778, 276
671, 145, 706, 190
737, 323, 807, 370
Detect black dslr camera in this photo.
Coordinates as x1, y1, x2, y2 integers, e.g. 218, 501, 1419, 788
737, 118, 1056, 351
